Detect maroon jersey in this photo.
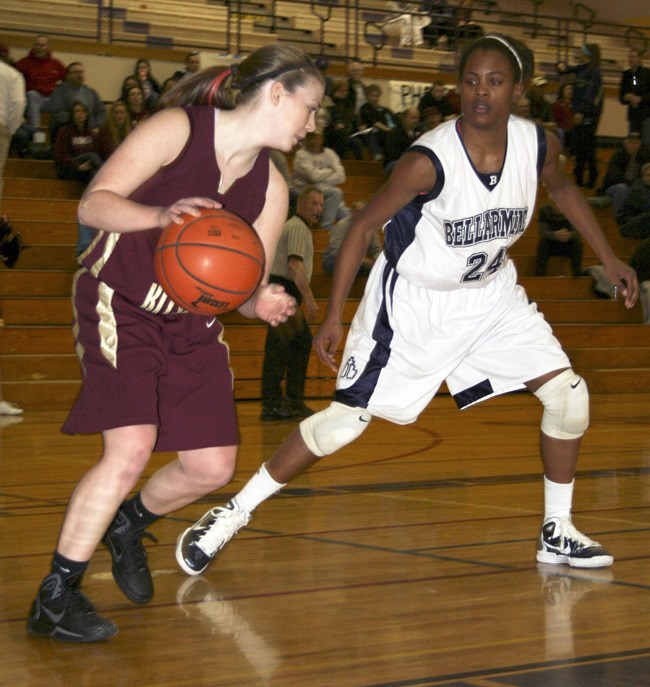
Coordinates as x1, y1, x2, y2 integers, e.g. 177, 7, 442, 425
79, 106, 270, 315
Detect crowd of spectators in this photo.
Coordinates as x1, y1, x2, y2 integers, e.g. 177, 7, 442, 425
7, 40, 202, 168
1, 27, 649, 429
3, 33, 650, 308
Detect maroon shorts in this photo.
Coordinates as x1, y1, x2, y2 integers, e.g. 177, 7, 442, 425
62, 271, 238, 452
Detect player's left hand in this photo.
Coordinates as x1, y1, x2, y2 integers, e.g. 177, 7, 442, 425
252, 283, 297, 326
602, 256, 639, 309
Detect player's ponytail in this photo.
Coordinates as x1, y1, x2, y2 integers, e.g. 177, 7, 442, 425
157, 66, 236, 110
158, 44, 323, 112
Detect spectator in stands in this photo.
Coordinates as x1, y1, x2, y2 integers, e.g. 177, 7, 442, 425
323, 78, 364, 161
315, 55, 334, 99
420, 105, 443, 132
534, 200, 583, 277
526, 74, 555, 128
96, 100, 132, 161
588, 132, 649, 214
551, 82, 575, 155
120, 75, 139, 102
48, 62, 106, 141
383, 106, 421, 175
557, 44, 603, 188
134, 58, 161, 109
0, 178, 23, 420
261, 186, 323, 421
124, 84, 150, 127
0, 55, 26, 216
292, 131, 350, 230
359, 83, 396, 159
421, 0, 458, 50
15, 34, 66, 130
418, 80, 456, 120
173, 51, 201, 80
617, 161, 650, 239
322, 200, 383, 275
0, 41, 13, 67
444, 83, 461, 114
619, 47, 650, 145
344, 60, 367, 113
514, 95, 531, 118
161, 75, 181, 96
383, 2, 431, 47
54, 101, 103, 185
453, 0, 484, 44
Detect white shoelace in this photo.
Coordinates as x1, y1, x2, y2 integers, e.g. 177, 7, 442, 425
196, 507, 251, 556
558, 518, 599, 549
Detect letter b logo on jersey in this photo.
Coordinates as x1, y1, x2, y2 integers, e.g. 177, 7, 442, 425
340, 356, 359, 380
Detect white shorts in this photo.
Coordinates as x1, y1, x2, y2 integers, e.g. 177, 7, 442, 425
335, 255, 570, 424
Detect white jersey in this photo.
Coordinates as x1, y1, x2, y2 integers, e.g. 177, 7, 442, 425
383, 115, 546, 290
334, 115, 565, 420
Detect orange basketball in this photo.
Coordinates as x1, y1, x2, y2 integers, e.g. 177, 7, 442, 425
154, 207, 265, 316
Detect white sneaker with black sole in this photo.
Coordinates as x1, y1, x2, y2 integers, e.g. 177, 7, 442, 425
176, 501, 252, 575
536, 516, 613, 568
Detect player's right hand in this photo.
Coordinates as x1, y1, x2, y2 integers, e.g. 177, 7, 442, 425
159, 197, 222, 227
314, 316, 343, 373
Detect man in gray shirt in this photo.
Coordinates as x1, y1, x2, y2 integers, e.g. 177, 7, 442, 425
47, 61, 106, 139
261, 187, 324, 421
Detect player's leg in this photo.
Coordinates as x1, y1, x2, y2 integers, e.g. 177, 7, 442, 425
526, 369, 613, 568
176, 403, 372, 575
446, 267, 612, 568
28, 424, 157, 642
143, 445, 238, 514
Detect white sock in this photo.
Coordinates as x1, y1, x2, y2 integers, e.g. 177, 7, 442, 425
232, 463, 286, 514
543, 476, 574, 520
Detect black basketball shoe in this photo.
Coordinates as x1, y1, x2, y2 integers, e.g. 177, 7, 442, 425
27, 573, 118, 642
103, 505, 156, 603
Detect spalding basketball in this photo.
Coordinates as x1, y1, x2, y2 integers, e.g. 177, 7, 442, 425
154, 207, 265, 316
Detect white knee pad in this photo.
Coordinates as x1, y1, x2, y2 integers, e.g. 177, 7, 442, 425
300, 402, 372, 457
533, 369, 589, 440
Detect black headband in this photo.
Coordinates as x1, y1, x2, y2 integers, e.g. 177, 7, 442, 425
230, 62, 314, 90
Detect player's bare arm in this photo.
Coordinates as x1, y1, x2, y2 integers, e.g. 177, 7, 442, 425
250, 163, 290, 285
315, 151, 437, 369
79, 108, 220, 233
239, 162, 294, 322
541, 130, 639, 308
327, 150, 436, 319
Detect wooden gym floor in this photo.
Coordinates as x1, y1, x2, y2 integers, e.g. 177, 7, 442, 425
0, 391, 648, 686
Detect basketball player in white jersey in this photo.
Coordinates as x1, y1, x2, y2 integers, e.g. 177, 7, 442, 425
177, 34, 639, 575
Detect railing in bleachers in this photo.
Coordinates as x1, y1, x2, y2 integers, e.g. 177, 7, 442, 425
3, 0, 649, 78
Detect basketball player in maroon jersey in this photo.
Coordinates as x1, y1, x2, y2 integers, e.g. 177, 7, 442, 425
28, 45, 325, 642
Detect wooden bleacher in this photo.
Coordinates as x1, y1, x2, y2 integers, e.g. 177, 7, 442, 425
3, 0, 642, 90
0, 156, 647, 410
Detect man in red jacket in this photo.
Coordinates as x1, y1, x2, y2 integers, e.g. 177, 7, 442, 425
15, 35, 66, 129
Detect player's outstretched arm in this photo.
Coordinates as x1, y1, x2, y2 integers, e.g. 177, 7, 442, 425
314, 150, 437, 370
541, 131, 639, 308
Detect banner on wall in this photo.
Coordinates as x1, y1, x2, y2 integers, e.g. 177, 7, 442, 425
388, 79, 431, 113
